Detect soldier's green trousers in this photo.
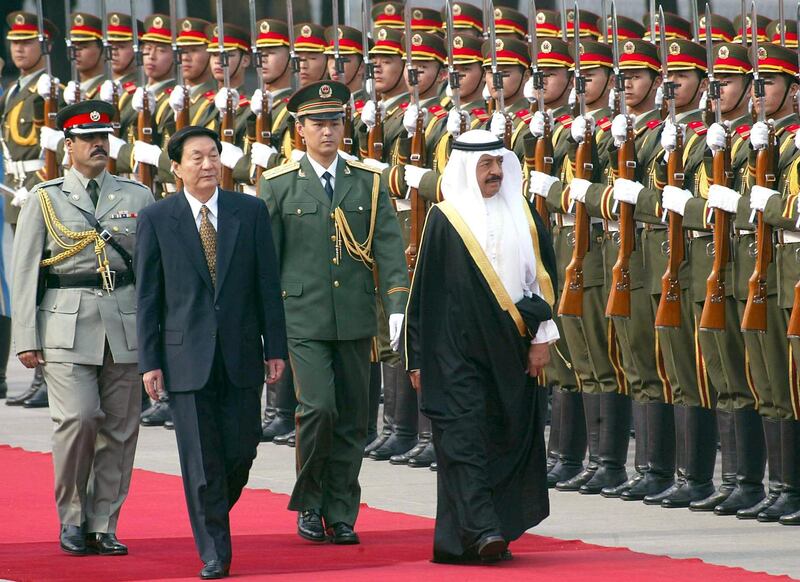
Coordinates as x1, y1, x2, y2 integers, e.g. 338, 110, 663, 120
287, 337, 371, 526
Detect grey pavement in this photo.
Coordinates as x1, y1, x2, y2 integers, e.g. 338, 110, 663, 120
0, 359, 797, 579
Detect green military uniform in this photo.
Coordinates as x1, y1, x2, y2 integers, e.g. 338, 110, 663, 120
260, 81, 409, 528
11, 101, 154, 543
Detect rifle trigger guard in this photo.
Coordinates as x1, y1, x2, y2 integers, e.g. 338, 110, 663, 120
661, 241, 670, 256
611, 232, 621, 245
566, 230, 576, 247
748, 242, 757, 258
706, 242, 715, 257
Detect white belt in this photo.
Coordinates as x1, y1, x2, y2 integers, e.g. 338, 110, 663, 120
606, 220, 619, 233
559, 215, 602, 227
782, 231, 800, 244
395, 199, 411, 212
4, 158, 44, 179
689, 230, 712, 239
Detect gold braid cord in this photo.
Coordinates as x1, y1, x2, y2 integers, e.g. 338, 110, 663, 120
37, 188, 111, 276
334, 173, 381, 269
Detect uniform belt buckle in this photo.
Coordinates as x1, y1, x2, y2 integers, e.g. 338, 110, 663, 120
100, 268, 116, 294
100, 229, 113, 241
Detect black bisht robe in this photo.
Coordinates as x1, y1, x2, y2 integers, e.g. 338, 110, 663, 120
405, 201, 558, 562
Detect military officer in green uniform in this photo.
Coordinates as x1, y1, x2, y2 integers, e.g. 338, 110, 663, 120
260, 81, 409, 544
12, 100, 154, 555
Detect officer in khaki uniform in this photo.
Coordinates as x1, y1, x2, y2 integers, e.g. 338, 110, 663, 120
12, 101, 154, 556
260, 81, 409, 544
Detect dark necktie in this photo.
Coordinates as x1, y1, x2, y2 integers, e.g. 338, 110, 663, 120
87, 179, 99, 207
322, 171, 334, 200
199, 205, 217, 285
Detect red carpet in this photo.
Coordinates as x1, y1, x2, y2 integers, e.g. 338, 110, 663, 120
0, 445, 793, 581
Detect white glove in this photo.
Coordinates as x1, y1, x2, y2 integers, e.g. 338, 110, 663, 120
132, 86, 155, 113
39, 126, 63, 152
99, 79, 121, 104
445, 81, 454, 99
482, 83, 492, 102
660, 119, 682, 152
608, 87, 616, 110
571, 114, 595, 143
251, 141, 278, 168
489, 111, 508, 139
365, 78, 374, 97
290, 149, 305, 162
611, 114, 631, 147
707, 184, 741, 213
250, 88, 274, 116
389, 313, 404, 352
661, 185, 693, 216
402, 104, 428, 136
750, 121, 769, 150
363, 157, 389, 171
613, 178, 645, 205
706, 122, 728, 153
529, 171, 559, 200
10, 187, 30, 208
133, 140, 162, 167
655, 85, 664, 108
530, 110, 552, 139
569, 178, 591, 204
108, 135, 126, 160
523, 77, 536, 103
361, 100, 385, 130
749, 185, 779, 211
168, 86, 186, 113
220, 141, 244, 169
795, 127, 800, 150
568, 87, 576, 108
404, 165, 431, 189
36, 74, 58, 99
446, 109, 470, 138
64, 81, 82, 105
699, 90, 708, 112
214, 88, 239, 113
61, 150, 71, 168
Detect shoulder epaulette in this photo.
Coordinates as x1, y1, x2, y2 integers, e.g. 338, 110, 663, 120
204, 90, 216, 102
515, 108, 532, 123
735, 124, 751, 139
113, 175, 152, 190
646, 119, 662, 130
36, 177, 65, 189
346, 159, 383, 174
597, 116, 612, 131
788, 124, 800, 134
429, 104, 447, 120
262, 161, 300, 180
471, 107, 489, 122
354, 99, 365, 113
238, 95, 250, 108
164, 87, 174, 96
557, 113, 573, 128
399, 101, 410, 111
282, 96, 290, 103
687, 120, 707, 135
122, 81, 136, 94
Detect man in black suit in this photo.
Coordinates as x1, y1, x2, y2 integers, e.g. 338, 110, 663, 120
135, 126, 287, 580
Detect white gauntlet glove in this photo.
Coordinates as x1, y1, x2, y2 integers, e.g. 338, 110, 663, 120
795, 127, 800, 150
529, 171, 559, 200
404, 165, 431, 189
530, 110, 552, 139
568, 87, 576, 108
214, 88, 239, 113
706, 122, 728, 153
132, 86, 155, 112
699, 90, 708, 112
250, 88, 274, 115
611, 114, 631, 147
133, 140, 162, 167
402, 104, 428, 136
168, 86, 186, 113
523, 77, 536, 103
250, 141, 278, 168
571, 114, 595, 143
749, 185, 779, 211
655, 85, 664, 108
446, 108, 470, 138
360, 100, 385, 130
10, 187, 30, 208
750, 121, 770, 150
607, 87, 616, 110
99, 79, 121, 104
389, 313, 404, 352
613, 178, 645, 205
36, 74, 59, 99
482, 83, 492, 102
707, 184, 740, 214
64, 81, 82, 105
660, 119, 681, 152
220, 141, 244, 169
569, 178, 591, 204
661, 185, 693, 216
108, 135, 126, 160
489, 111, 508, 139
39, 126, 63, 152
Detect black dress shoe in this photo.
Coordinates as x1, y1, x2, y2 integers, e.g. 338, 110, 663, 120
779, 508, 800, 525
140, 401, 172, 426
500, 549, 513, 561
22, 384, 48, 408
364, 432, 390, 457
389, 441, 427, 465
163, 419, 175, 430
476, 534, 507, 563
261, 415, 295, 442
430, 462, 438, 472
408, 443, 436, 468
328, 522, 360, 545
369, 435, 418, 461
86, 533, 128, 555
199, 559, 229, 579
5, 385, 38, 406
297, 510, 326, 542
274, 429, 296, 446
60, 524, 87, 556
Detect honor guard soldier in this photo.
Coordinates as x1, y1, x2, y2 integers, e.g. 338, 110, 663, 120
66, 13, 108, 103
11, 100, 154, 556
444, 2, 484, 39
324, 24, 369, 144
259, 81, 409, 544
2, 11, 61, 408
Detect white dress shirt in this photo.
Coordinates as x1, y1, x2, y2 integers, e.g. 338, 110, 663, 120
184, 188, 219, 231
306, 153, 339, 191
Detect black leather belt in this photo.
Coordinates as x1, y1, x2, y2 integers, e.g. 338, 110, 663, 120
45, 271, 134, 289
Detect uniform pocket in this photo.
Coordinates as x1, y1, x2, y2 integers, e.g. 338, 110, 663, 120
116, 292, 137, 350
281, 282, 303, 299
37, 291, 81, 349
283, 202, 318, 217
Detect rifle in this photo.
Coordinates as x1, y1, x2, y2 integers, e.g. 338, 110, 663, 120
36, 0, 58, 180
528, 0, 552, 229
171, 0, 189, 190
65, 0, 80, 104
362, 0, 384, 161
445, 0, 467, 136
130, 0, 153, 189
404, 3, 426, 275
699, 2, 732, 332
654, 5, 685, 329
742, 1, 775, 333
558, 1, 592, 318
249, 0, 271, 182
100, 0, 119, 174
482, 0, 495, 115
488, 0, 512, 148
287, 0, 305, 153
790, 5, 800, 336
606, 0, 635, 319
215, 0, 235, 190
332, 0, 353, 155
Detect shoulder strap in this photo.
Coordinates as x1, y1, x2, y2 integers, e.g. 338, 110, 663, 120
73, 206, 135, 277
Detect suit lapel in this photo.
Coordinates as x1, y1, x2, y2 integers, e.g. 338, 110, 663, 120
300, 155, 332, 208
95, 174, 123, 218
214, 191, 240, 299
171, 192, 214, 293
331, 156, 353, 207
60, 170, 99, 215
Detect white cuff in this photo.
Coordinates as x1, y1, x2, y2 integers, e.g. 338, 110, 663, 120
532, 319, 560, 344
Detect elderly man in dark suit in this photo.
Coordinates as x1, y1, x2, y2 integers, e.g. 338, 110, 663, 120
135, 126, 287, 580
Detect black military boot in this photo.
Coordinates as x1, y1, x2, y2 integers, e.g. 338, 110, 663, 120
261, 373, 278, 438
662, 406, 717, 508
556, 392, 601, 492
547, 389, 587, 487
580, 392, 631, 494
392, 410, 430, 465
408, 441, 436, 467
140, 399, 172, 426
0, 316, 11, 399
365, 362, 382, 447
22, 366, 48, 408
714, 408, 766, 515
739, 417, 782, 519
604, 399, 648, 498
262, 372, 296, 441
547, 386, 563, 473
691, 409, 738, 511
370, 364, 418, 460
623, 401, 675, 500
643, 403, 685, 505
758, 419, 800, 522
365, 362, 395, 457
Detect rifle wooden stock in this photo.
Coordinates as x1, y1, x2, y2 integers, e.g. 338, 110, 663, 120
558, 124, 593, 318
654, 131, 685, 328
341, 101, 354, 156
136, 96, 154, 189
741, 128, 775, 333
43, 85, 59, 180
699, 136, 733, 331
405, 112, 426, 274
106, 85, 121, 175
367, 106, 384, 161
253, 91, 272, 182
606, 119, 636, 318
220, 92, 235, 190
788, 280, 800, 338
533, 113, 553, 230
502, 114, 512, 150
173, 86, 191, 190
292, 122, 306, 153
